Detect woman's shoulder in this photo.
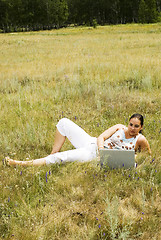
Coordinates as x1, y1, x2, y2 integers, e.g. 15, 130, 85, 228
136, 134, 151, 154
114, 124, 126, 130
136, 134, 147, 143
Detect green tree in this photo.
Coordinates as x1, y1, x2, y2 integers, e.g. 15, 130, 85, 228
138, 0, 148, 23
48, 0, 69, 28
0, 0, 9, 28
8, 0, 23, 26
146, 0, 158, 22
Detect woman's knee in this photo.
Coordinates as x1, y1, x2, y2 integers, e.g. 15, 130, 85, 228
57, 118, 71, 127
56, 118, 71, 136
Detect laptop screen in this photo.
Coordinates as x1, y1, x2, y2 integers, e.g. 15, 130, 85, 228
99, 149, 135, 169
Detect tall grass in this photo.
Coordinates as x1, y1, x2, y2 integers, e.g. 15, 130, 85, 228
0, 24, 161, 239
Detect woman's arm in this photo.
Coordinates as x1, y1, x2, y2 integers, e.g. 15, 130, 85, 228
135, 135, 151, 154
97, 124, 125, 150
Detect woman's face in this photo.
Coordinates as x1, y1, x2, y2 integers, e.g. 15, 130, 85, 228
127, 118, 143, 137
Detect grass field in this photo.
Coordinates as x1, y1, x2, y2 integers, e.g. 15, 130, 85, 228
0, 24, 161, 239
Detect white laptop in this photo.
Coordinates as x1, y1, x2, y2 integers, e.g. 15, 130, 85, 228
99, 149, 135, 169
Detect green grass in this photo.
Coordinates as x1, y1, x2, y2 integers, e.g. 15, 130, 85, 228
0, 24, 161, 239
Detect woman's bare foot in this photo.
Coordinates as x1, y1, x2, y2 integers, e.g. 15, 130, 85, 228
3, 156, 46, 167
4, 157, 17, 166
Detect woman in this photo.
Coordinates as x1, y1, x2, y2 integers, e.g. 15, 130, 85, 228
5, 113, 151, 167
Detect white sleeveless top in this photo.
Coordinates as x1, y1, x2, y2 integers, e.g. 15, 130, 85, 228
104, 128, 140, 151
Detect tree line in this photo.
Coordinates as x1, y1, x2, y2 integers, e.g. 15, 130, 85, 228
0, 0, 161, 32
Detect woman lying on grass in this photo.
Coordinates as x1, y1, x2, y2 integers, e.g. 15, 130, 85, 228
5, 113, 151, 167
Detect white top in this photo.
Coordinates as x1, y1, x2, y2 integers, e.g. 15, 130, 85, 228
104, 128, 140, 151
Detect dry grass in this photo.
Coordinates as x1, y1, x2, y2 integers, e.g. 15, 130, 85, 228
0, 24, 161, 239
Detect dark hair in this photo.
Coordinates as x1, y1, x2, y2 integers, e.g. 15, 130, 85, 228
129, 113, 144, 133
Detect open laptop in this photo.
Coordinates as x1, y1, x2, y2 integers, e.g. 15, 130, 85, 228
99, 149, 135, 169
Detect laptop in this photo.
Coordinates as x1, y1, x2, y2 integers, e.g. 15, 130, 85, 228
99, 149, 135, 169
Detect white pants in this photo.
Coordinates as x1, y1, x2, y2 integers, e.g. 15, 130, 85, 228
45, 118, 98, 165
